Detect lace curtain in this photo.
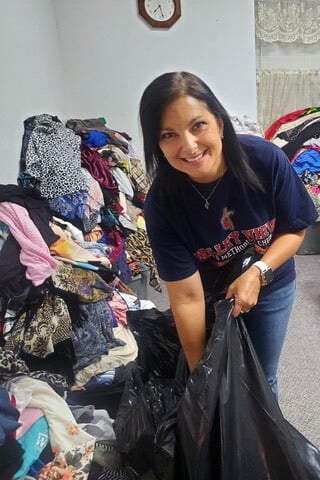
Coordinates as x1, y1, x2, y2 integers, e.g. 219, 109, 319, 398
256, 69, 320, 131
255, 0, 320, 44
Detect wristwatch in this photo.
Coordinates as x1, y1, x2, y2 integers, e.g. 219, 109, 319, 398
253, 261, 274, 286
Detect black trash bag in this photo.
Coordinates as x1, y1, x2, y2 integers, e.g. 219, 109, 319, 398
176, 298, 320, 480
126, 247, 258, 381
113, 364, 184, 479
127, 308, 182, 380
114, 309, 189, 479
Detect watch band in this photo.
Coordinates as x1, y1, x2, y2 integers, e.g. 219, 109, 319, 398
253, 260, 274, 286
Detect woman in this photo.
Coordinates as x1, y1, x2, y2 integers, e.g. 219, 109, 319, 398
140, 71, 318, 398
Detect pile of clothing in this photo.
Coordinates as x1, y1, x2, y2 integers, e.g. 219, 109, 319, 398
0, 114, 162, 479
265, 107, 320, 217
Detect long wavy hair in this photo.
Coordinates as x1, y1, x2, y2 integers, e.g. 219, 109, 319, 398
139, 71, 263, 191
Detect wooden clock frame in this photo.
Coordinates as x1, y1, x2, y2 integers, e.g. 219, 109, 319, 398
138, 0, 181, 28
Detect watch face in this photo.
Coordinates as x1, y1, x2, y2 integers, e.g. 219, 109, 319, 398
144, 0, 175, 22
262, 268, 274, 286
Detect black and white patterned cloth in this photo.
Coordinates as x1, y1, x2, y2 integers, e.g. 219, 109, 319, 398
26, 117, 86, 199
0, 348, 68, 393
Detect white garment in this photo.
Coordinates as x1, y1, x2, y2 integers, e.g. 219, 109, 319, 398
10, 376, 95, 452
79, 409, 115, 441
52, 216, 84, 242
111, 166, 134, 199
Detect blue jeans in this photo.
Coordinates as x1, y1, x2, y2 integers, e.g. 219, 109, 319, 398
242, 280, 296, 399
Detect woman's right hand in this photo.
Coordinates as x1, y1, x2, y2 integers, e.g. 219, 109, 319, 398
165, 271, 207, 371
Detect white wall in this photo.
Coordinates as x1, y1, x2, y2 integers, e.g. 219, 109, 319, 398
0, 0, 66, 183
0, 0, 257, 183
54, 0, 257, 158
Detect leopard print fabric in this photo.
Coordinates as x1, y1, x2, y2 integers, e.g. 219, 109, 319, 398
26, 117, 86, 199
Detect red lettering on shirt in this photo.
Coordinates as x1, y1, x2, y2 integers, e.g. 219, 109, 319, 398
193, 219, 276, 264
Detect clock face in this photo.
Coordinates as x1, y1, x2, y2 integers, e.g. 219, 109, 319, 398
144, 0, 175, 22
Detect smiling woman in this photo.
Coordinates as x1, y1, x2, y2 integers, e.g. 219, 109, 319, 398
158, 96, 225, 183
139, 70, 318, 400
137, 0, 181, 28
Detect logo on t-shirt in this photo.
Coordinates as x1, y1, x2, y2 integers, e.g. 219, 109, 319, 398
194, 219, 276, 265
221, 208, 234, 230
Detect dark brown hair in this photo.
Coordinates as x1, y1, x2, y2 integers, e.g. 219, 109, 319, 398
139, 71, 263, 190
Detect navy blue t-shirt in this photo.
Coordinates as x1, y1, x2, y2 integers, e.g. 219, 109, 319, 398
144, 135, 318, 294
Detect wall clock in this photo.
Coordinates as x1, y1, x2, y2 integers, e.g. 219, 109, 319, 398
138, 0, 181, 28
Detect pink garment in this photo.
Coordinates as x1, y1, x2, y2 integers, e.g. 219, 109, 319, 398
311, 185, 320, 195
16, 407, 44, 439
0, 202, 57, 286
108, 291, 128, 326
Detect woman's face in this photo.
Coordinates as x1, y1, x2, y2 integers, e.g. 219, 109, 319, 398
159, 95, 226, 183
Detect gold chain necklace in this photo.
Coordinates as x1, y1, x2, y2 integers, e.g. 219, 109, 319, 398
190, 176, 223, 209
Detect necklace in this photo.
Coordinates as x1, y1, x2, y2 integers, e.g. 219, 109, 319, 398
190, 176, 223, 209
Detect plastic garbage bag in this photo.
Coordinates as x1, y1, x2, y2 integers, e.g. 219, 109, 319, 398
113, 364, 184, 479
114, 309, 188, 479
127, 308, 182, 380
176, 298, 320, 480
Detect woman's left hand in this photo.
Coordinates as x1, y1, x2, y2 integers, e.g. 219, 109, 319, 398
225, 265, 262, 317
225, 230, 307, 317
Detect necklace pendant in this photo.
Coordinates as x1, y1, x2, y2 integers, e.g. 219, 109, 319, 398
204, 200, 210, 209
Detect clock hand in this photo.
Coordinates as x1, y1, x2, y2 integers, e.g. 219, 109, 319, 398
153, 4, 165, 18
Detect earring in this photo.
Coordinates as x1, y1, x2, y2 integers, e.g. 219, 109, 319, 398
221, 134, 224, 140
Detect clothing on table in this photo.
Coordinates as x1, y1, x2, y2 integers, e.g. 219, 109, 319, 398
71, 300, 126, 374
0, 435, 24, 480
16, 407, 44, 440
126, 229, 161, 292
19, 114, 62, 174
74, 324, 138, 386
66, 118, 129, 153
0, 190, 57, 320
0, 185, 59, 246
4, 290, 73, 364
14, 415, 49, 480
0, 348, 68, 393
51, 261, 113, 303
9, 375, 95, 480
0, 202, 57, 286
25, 117, 86, 199
0, 112, 161, 479
264, 107, 320, 142
0, 385, 21, 445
